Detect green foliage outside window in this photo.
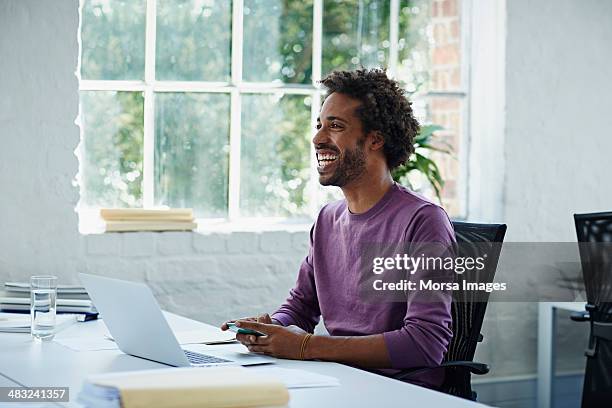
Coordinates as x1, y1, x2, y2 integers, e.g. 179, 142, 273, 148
79, 0, 444, 216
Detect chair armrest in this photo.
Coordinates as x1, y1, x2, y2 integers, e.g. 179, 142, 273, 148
570, 311, 590, 322
392, 360, 489, 381
440, 360, 490, 375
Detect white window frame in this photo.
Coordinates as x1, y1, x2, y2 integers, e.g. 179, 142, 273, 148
79, 0, 470, 223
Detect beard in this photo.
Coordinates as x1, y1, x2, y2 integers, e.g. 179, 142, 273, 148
319, 140, 367, 187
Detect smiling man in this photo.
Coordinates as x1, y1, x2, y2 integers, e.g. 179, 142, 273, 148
222, 69, 455, 389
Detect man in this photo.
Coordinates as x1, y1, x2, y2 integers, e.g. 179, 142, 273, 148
222, 68, 454, 388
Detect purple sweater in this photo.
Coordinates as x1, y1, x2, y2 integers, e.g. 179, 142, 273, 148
272, 183, 455, 388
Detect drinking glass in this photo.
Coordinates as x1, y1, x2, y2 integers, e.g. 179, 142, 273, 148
30, 275, 57, 341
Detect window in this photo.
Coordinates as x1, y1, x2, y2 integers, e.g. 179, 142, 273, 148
78, 0, 468, 221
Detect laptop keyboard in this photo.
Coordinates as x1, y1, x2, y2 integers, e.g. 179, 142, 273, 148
184, 349, 232, 365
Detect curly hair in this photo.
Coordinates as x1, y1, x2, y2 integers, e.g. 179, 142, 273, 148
320, 68, 419, 170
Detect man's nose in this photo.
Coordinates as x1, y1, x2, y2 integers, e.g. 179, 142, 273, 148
312, 128, 328, 146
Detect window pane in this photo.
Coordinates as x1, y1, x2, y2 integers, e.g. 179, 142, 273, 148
399, 0, 462, 92
80, 91, 144, 207
156, 0, 232, 81
243, 0, 313, 84
81, 0, 145, 80
155, 93, 230, 218
404, 96, 464, 217
241, 94, 312, 217
323, 0, 390, 76
398, 0, 431, 93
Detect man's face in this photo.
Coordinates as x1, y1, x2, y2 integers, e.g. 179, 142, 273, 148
314, 92, 368, 187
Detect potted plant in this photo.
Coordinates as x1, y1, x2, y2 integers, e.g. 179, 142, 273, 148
391, 124, 453, 202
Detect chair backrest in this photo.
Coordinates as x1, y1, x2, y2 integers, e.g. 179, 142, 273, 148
574, 212, 612, 311
573, 212, 612, 406
441, 221, 507, 398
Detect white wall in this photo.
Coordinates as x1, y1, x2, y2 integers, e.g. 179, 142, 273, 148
0, 0, 308, 326
2, 0, 612, 383
474, 0, 612, 379
504, 0, 612, 241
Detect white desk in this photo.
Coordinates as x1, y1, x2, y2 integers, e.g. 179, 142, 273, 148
0, 313, 488, 407
537, 302, 586, 408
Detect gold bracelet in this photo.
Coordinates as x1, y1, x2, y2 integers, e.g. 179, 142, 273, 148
299, 333, 313, 360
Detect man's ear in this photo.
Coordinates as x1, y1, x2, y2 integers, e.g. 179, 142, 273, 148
367, 131, 385, 151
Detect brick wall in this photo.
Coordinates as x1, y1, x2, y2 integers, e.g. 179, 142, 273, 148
429, 0, 463, 217
82, 230, 308, 325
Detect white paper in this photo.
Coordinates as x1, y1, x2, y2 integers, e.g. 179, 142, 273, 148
56, 337, 119, 351
106, 329, 236, 345
246, 366, 340, 389
174, 329, 236, 345
0, 314, 30, 332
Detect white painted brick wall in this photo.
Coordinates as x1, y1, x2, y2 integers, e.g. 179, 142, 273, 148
226, 232, 259, 254
122, 233, 156, 257
156, 232, 194, 256
260, 231, 292, 253
86, 234, 121, 256
193, 233, 227, 254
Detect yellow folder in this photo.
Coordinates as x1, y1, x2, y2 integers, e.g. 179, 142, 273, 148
88, 366, 289, 408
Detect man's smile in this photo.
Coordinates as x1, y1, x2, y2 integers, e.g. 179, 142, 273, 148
316, 150, 339, 172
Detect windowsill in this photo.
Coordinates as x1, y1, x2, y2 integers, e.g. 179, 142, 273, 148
77, 210, 312, 235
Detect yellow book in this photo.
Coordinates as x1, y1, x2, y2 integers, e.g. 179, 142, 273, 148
100, 208, 194, 222
82, 366, 289, 408
105, 221, 197, 232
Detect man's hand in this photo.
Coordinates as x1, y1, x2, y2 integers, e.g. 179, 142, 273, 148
220, 313, 273, 331
234, 320, 308, 360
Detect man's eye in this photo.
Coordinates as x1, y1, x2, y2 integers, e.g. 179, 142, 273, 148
330, 122, 341, 129
315, 124, 322, 130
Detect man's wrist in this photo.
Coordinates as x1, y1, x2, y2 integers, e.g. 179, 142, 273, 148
303, 334, 323, 360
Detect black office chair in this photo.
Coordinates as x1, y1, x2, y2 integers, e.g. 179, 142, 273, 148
394, 221, 507, 400
571, 212, 612, 408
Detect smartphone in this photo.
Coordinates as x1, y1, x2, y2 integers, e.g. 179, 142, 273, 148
226, 322, 265, 337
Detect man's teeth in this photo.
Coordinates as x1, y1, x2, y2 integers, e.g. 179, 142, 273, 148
317, 154, 338, 167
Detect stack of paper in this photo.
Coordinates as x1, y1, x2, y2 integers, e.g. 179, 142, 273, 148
0, 282, 98, 317
5, 282, 88, 295
77, 366, 289, 408
0, 313, 78, 333
100, 209, 197, 232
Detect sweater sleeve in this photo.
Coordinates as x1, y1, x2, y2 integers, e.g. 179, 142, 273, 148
382, 204, 455, 369
271, 226, 321, 333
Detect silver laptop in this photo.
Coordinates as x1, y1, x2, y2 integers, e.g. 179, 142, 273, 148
79, 273, 271, 367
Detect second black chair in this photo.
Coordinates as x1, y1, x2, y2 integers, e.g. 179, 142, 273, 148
572, 212, 612, 408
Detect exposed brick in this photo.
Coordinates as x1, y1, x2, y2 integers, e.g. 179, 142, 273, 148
432, 1, 440, 17
431, 98, 460, 111
449, 112, 461, 133
86, 234, 121, 256
156, 232, 193, 256
450, 68, 461, 88
442, 180, 457, 197
450, 20, 460, 39
122, 232, 155, 257
260, 231, 292, 253
432, 44, 460, 66
193, 232, 227, 254
431, 70, 449, 90
433, 24, 447, 44
442, 0, 457, 17
226, 232, 259, 254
